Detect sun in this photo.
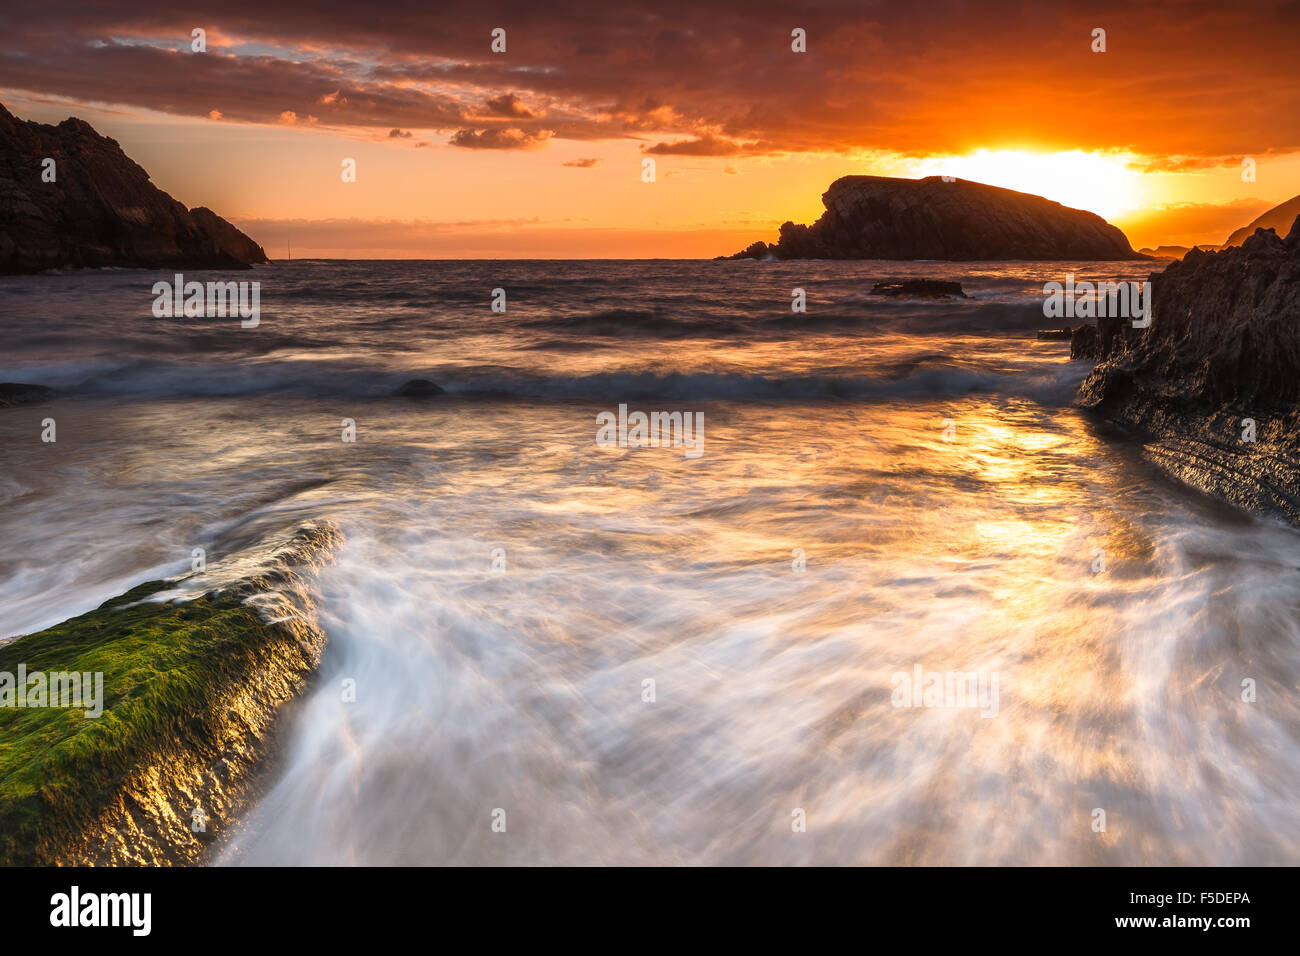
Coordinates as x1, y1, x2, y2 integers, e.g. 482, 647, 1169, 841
912, 149, 1142, 220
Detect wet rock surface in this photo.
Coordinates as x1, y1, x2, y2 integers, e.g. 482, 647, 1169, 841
0, 522, 341, 865
870, 279, 967, 298
1079, 217, 1300, 522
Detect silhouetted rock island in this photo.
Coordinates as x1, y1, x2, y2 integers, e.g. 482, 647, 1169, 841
0, 101, 268, 274
725, 176, 1144, 261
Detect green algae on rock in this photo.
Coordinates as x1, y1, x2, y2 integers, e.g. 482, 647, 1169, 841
0, 521, 341, 865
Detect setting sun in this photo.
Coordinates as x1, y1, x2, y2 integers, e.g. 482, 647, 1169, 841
913, 149, 1142, 220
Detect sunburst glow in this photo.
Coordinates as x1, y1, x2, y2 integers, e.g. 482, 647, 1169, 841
913, 149, 1141, 220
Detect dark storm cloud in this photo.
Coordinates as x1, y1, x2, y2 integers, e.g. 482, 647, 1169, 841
1, 0, 1298, 156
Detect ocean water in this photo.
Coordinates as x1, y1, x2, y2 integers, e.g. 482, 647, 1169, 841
1, 259, 1297, 865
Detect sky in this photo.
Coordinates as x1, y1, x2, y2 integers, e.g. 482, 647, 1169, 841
3, 0, 1299, 257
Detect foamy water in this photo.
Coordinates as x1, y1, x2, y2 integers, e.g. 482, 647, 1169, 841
1, 260, 1296, 864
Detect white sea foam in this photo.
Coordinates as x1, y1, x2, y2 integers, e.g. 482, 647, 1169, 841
3, 260, 1294, 865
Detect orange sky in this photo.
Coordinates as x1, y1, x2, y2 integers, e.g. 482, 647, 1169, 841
4, 1, 1298, 257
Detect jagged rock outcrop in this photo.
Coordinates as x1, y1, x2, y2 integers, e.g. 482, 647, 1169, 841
725, 176, 1144, 261
1078, 217, 1300, 522
0, 101, 268, 274
1070, 324, 1099, 359
1071, 306, 1149, 363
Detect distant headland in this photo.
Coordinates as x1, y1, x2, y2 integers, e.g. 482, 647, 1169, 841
0, 102, 267, 274
723, 175, 1146, 261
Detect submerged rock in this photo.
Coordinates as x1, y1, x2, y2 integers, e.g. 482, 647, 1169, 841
0, 382, 55, 407
0, 521, 341, 865
725, 176, 1145, 261
0, 101, 268, 274
393, 378, 445, 397
1037, 328, 1072, 341
1078, 216, 1300, 522
870, 279, 967, 298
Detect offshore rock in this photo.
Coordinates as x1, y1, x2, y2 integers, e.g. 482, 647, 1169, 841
725, 176, 1144, 261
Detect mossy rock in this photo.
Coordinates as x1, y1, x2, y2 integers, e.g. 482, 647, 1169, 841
0, 523, 338, 865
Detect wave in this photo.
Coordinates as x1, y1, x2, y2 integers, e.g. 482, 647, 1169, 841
510, 301, 1052, 337
3, 354, 1090, 404
518, 308, 724, 337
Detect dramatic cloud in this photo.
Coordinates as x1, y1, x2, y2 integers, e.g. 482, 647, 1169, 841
0, 0, 1297, 158
645, 134, 759, 156
482, 93, 535, 119
562, 158, 601, 167
449, 127, 554, 150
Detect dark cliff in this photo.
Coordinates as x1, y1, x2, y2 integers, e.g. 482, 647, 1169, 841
1078, 217, 1300, 522
0, 101, 268, 274
726, 175, 1144, 261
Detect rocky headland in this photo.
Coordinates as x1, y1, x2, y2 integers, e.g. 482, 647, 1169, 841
0, 101, 268, 274
1223, 194, 1300, 247
725, 176, 1145, 261
1078, 216, 1300, 523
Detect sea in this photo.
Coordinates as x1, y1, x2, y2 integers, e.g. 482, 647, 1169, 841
1, 258, 1297, 864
